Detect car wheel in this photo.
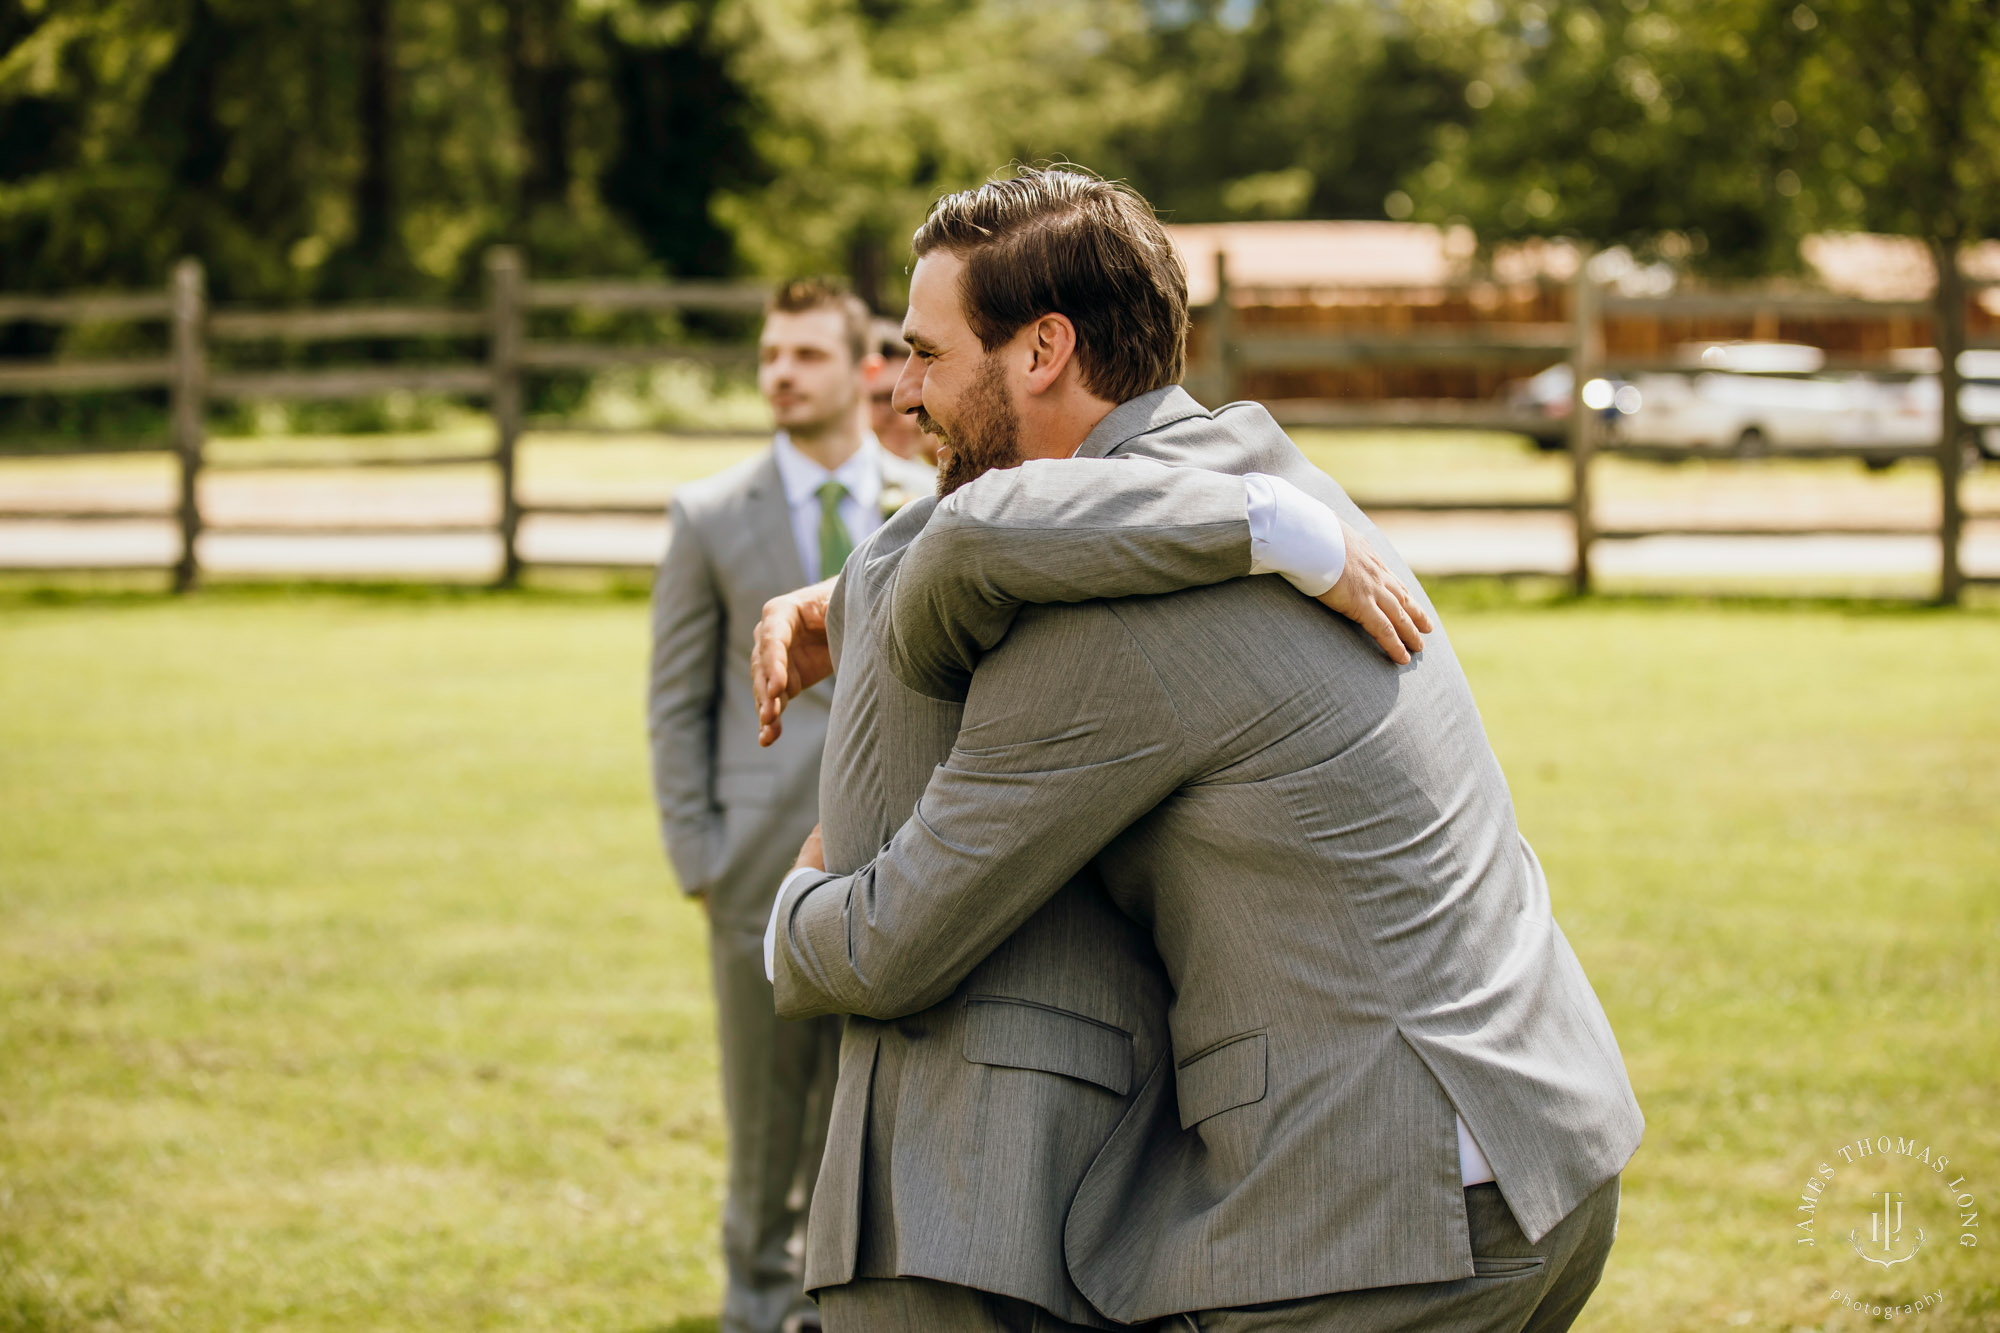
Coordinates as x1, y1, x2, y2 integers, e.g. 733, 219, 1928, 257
1863, 454, 1896, 472
1734, 427, 1769, 459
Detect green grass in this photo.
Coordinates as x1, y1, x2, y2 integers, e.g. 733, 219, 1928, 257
0, 591, 721, 1332
1462, 597, 2000, 1330
2, 587, 1997, 1332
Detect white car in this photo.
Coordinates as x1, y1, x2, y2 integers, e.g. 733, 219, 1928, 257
1611, 343, 1935, 457
1504, 363, 1626, 451
1505, 344, 1998, 460
1886, 349, 2000, 459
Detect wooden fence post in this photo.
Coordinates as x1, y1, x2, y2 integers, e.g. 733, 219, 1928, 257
1932, 238, 1966, 606
1213, 250, 1238, 404
1567, 256, 1601, 597
487, 247, 524, 588
169, 258, 206, 593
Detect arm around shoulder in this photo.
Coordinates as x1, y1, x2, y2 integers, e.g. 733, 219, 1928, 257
880, 457, 1258, 699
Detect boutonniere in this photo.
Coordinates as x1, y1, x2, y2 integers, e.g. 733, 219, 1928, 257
880, 481, 912, 519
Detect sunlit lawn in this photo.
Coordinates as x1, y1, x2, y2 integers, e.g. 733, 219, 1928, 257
2, 585, 1997, 1332
0, 591, 719, 1333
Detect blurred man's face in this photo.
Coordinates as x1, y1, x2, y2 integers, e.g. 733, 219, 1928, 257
865, 353, 911, 443
758, 308, 862, 438
896, 251, 1021, 494
866, 348, 937, 464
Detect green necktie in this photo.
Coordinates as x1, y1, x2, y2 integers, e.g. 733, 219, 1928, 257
817, 480, 853, 578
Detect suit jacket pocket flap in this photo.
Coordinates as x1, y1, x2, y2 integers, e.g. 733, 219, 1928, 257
1175, 1032, 1268, 1129
962, 997, 1133, 1096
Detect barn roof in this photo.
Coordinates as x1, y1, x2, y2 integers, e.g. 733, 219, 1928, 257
1164, 221, 2000, 304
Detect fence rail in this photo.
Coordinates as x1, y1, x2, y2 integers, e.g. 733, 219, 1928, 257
0, 293, 175, 323
521, 279, 768, 312
0, 358, 176, 392
0, 250, 771, 590
0, 247, 1989, 600
1236, 327, 1573, 369
1190, 250, 1990, 600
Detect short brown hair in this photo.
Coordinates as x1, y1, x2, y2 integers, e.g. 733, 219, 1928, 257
911, 166, 1188, 404
766, 277, 871, 363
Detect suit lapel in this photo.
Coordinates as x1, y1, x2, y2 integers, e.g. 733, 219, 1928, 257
744, 448, 812, 591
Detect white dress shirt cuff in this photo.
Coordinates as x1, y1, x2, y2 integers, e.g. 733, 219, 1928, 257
1245, 473, 1346, 596
764, 866, 821, 982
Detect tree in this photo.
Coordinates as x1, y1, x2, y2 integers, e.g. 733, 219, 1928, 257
0, 0, 762, 300
707, 0, 1172, 305
600, 2, 758, 278
1402, 0, 1817, 276
1791, 0, 2000, 602
1111, 0, 1477, 225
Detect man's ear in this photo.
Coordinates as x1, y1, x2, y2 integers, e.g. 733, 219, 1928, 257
1022, 313, 1079, 397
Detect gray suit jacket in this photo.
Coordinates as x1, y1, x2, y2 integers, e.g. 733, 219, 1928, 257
773, 387, 1645, 1321
793, 500, 1175, 1326
648, 445, 929, 927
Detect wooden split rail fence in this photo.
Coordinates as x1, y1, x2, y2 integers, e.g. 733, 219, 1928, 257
1189, 254, 1999, 602
0, 247, 1994, 599
0, 248, 764, 590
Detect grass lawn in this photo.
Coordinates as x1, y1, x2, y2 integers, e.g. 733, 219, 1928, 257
2, 587, 1997, 1332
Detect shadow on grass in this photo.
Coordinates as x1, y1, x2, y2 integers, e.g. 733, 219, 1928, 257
626, 1319, 720, 1333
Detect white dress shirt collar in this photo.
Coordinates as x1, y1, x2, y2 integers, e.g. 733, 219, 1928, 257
773, 431, 883, 515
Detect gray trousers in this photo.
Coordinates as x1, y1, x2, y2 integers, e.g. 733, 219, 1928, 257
1177, 1176, 1622, 1333
817, 1177, 1616, 1333
709, 923, 841, 1333
820, 1276, 1162, 1333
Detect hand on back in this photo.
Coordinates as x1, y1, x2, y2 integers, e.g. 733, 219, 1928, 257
1320, 523, 1433, 666
752, 578, 838, 746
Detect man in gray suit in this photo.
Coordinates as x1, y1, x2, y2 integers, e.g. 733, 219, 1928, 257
749, 293, 1427, 1333
648, 277, 931, 1333
765, 170, 1644, 1332
753, 462, 1421, 1333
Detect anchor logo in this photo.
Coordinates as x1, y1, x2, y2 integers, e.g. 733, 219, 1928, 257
1850, 1190, 1925, 1268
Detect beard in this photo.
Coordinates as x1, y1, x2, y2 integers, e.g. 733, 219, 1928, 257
925, 354, 1022, 497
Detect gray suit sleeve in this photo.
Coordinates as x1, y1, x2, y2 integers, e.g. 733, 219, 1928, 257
648, 496, 724, 897
879, 457, 1254, 699
772, 603, 1187, 1020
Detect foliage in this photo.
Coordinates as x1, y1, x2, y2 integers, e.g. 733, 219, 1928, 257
0, 0, 1520, 306
1105, 0, 1478, 226
0, 0, 750, 301
1402, 0, 2000, 276
1401, 0, 1820, 275
1789, 0, 2000, 246
708, 0, 1171, 304
6, 0, 1995, 327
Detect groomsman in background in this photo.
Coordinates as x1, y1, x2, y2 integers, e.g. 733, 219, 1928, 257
648, 278, 931, 1333
866, 318, 939, 465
